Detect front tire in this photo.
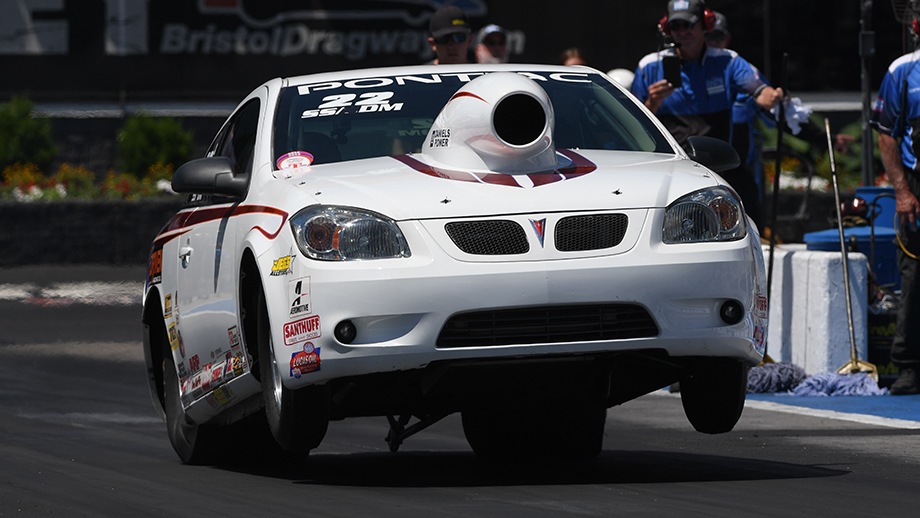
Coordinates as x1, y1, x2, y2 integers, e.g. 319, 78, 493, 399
679, 358, 748, 434
256, 284, 329, 453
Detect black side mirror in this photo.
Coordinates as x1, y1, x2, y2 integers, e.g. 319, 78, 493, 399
686, 136, 740, 173
172, 157, 248, 197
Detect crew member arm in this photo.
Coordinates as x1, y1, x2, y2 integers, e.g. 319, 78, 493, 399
878, 132, 920, 226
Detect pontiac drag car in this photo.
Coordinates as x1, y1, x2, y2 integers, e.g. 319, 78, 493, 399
142, 64, 768, 464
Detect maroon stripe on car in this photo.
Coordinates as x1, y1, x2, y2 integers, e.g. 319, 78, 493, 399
153, 203, 289, 249
393, 150, 597, 188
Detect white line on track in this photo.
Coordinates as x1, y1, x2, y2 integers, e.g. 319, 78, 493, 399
744, 399, 920, 429
0, 282, 144, 306
652, 389, 920, 429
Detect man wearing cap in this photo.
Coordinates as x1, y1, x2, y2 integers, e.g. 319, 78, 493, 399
870, 33, 920, 394
475, 24, 509, 64
427, 5, 473, 65
631, 0, 783, 228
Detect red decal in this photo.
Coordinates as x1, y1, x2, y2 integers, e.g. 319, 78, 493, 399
152, 203, 289, 248
393, 150, 596, 189
448, 91, 488, 104
283, 315, 322, 345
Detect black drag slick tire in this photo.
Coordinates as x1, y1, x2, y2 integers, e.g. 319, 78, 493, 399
679, 358, 748, 434
256, 284, 329, 453
161, 314, 289, 466
163, 338, 225, 465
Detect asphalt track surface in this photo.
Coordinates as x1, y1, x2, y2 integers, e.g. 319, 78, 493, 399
2, 265, 920, 517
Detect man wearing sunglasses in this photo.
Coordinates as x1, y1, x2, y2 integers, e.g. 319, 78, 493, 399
427, 5, 473, 65
475, 24, 509, 64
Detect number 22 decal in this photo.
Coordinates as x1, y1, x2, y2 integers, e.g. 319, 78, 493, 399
302, 92, 403, 118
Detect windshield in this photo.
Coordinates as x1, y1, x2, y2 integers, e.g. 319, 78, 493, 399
273, 70, 672, 167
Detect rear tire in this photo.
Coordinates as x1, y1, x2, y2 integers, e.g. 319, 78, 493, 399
462, 402, 606, 460
679, 358, 748, 434
256, 284, 329, 453
161, 313, 289, 466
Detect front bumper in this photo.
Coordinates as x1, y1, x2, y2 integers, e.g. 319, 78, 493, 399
266, 213, 766, 389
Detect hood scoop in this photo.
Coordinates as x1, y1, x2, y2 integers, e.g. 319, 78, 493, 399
416, 72, 562, 175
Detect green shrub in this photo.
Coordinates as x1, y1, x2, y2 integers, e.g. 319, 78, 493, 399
0, 96, 56, 171
52, 163, 97, 198
117, 114, 193, 177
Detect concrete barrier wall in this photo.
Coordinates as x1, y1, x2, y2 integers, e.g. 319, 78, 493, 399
765, 244, 869, 375
0, 199, 184, 266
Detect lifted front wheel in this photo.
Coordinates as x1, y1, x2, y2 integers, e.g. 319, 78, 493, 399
679, 358, 748, 434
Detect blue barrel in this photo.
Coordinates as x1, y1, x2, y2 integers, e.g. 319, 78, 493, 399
855, 186, 896, 229
803, 225, 901, 289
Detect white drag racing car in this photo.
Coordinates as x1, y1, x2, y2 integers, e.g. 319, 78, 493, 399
142, 64, 767, 464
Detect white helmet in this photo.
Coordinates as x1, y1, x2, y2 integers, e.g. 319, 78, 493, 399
607, 68, 635, 89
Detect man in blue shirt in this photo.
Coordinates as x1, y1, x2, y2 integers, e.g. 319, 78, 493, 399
870, 46, 920, 394
632, 0, 783, 228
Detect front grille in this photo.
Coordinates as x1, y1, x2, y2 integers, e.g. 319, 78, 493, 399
437, 304, 658, 348
445, 220, 529, 255
555, 214, 628, 252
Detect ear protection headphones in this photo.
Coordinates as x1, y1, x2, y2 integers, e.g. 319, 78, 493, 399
658, 3, 717, 36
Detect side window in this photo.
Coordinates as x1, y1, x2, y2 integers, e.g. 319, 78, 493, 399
214, 99, 260, 176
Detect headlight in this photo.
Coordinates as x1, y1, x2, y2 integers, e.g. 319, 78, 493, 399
662, 187, 746, 243
290, 206, 411, 261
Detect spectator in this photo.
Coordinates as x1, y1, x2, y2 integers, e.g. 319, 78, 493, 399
475, 24, 509, 64
631, 0, 783, 228
704, 10, 730, 48
705, 11, 765, 219
869, 35, 920, 395
427, 5, 472, 65
560, 47, 588, 66
607, 68, 635, 89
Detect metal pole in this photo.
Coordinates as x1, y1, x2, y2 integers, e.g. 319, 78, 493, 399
860, 0, 875, 186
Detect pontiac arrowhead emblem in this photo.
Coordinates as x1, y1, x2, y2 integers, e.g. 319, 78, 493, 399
530, 218, 546, 248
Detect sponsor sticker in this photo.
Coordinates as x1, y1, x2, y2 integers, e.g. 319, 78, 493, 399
290, 342, 321, 378
209, 361, 224, 385
289, 277, 311, 317
753, 295, 768, 319
429, 127, 450, 148
168, 322, 179, 351
148, 248, 163, 285
276, 151, 314, 170
270, 255, 295, 276
231, 353, 245, 376
206, 385, 235, 409
228, 325, 241, 348
283, 315, 321, 345
200, 362, 214, 391
163, 293, 172, 318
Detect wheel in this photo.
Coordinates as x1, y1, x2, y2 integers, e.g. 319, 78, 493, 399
163, 338, 224, 465
679, 358, 749, 434
256, 284, 329, 453
160, 312, 288, 466
462, 402, 606, 460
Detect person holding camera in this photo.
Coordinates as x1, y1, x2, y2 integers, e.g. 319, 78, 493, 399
631, 0, 782, 226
